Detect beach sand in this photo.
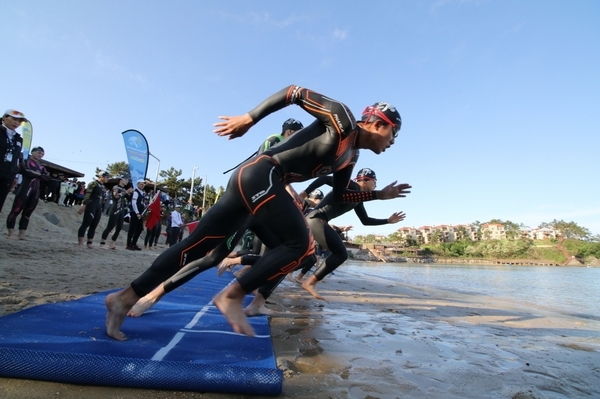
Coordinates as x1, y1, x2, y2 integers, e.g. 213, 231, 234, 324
0, 196, 599, 399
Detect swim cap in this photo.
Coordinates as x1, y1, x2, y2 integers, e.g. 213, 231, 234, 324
355, 168, 377, 181
282, 118, 303, 133
31, 146, 44, 153
308, 189, 324, 200
361, 102, 401, 137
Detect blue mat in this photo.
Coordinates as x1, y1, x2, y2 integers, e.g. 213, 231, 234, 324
0, 269, 282, 395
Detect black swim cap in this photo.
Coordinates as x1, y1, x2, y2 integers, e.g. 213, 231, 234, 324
355, 168, 377, 181
31, 146, 44, 153
361, 102, 401, 137
282, 118, 303, 133
308, 189, 324, 200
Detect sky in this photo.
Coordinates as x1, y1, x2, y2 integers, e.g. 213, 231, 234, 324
3, 0, 599, 238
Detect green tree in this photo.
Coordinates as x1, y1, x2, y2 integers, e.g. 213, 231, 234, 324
158, 167, 187, 200
487, 219, 523, 240
540, 219, 591, 240
105, 161, 130, 178
430, 230, 445, 244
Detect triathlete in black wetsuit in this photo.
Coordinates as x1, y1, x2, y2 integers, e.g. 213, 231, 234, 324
100, 176, 132, 250
77, 171, 110, 248
106, 85, 410, 340
6, 146, 50, 240
298, 168, 406, 299
126, 119, 305, 318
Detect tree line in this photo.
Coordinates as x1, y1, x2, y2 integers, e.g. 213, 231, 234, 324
98, 161, 226, 211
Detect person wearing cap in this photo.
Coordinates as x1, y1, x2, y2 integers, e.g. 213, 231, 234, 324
126, 179, 147, 250
106, 84, 410, 340
100, 176, 133, 250
77, 171, 110, 248
6, 146, 50, 240
0, 110, 26, 213
257, 118, 304, 154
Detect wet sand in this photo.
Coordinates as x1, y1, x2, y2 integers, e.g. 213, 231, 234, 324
1, 198, 599, 399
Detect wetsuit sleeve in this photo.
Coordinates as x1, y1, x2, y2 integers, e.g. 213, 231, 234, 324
248, 85, 356, 137
240, 254, 261, 265
40, 166, 50, 181
20, 160, 38, 178
331, 165, 378, 203
303, 176, 334, 194
82, 181, 98, 205
353, 203, 388, 226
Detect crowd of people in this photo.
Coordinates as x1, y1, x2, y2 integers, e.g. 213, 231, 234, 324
2, 85, 412, 346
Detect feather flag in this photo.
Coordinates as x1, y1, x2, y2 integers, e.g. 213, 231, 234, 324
121, 129, 149, 184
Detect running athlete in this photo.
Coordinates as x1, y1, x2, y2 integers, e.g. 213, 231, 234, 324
77, 171, 110, 248
100, 176, 133, 250
6, 146, 49, 240
106, 85, 410, 340
126, 119, 305, 318
299, 168, 406, 299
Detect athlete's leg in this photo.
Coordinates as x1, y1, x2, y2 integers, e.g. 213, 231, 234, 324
302, 218, 347, 299
101, 213, 118, 243
215, 185, 313, 335
106, 193, 248, 339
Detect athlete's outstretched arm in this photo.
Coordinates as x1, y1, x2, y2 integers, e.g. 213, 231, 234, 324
214, 85, 356, 141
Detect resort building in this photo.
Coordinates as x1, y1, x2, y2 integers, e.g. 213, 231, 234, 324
395, 223, 558, 244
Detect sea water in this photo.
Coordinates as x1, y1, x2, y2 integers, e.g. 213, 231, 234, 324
342, 261, 600, 320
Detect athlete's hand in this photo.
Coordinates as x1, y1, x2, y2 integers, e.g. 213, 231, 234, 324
77, 206, 85, 215
378, 182, 412, 200
217, 257, 241, 276
388, 211, 406, 224
214, 113, 254, 140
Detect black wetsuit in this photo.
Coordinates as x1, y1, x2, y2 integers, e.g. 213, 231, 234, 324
131, 85, 381, 298
303, 176, 389, 280
101, 184, 129, 242
0, 125, 23, 213
6, 158, 49, 230
78, 180, 105, 240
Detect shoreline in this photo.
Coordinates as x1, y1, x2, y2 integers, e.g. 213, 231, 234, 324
1, 198, 599, 398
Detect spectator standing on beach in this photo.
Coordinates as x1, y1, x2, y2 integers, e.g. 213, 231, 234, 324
43, 172, 60, 203
58, 177, 69, 206
65, 179, 78, 207
74, 181, 85, 205
168, 204, 184, 247
100, 176, 132, 250
6, 146, 50, 240
126, 179, 146, 251
77, 171, 110, 248
0, 109, 26, 213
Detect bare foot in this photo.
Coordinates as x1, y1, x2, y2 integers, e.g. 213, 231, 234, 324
286, 272, 295, 282
105, 288, 139, 341
127, 296, 157, 317
302, 278, 324, 300
18, 236, 27, 241
245, 303, 276, 316
213, 285, 255, 336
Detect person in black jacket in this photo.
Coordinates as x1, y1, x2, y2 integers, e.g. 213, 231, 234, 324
0, 109, 26, 213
